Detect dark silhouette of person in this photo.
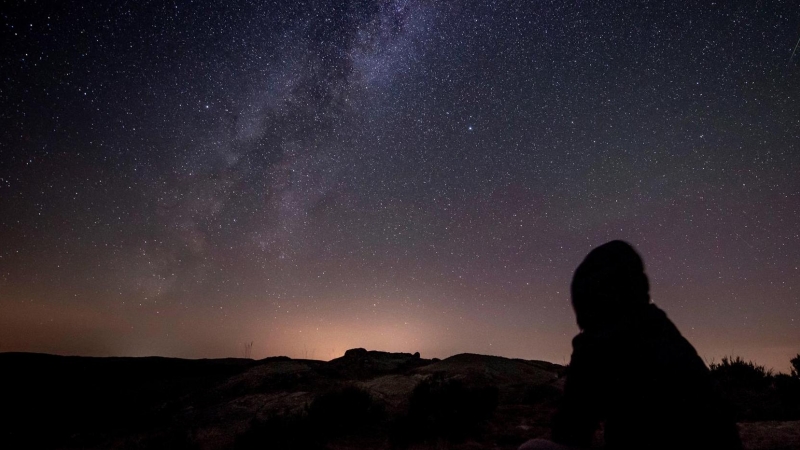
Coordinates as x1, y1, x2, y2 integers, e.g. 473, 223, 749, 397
520, 240, 742, 450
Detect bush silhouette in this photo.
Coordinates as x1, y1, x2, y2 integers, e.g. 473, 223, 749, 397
236, 411, 321, 450
521, 383, 562, 405
710, 355, 800, 421
390, 374, 498, 447
306, 384, 383, 436
236, 385, 382, 449
710, 356, 773, 390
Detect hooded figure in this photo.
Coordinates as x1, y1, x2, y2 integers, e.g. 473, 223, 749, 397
548, 241, 741, 449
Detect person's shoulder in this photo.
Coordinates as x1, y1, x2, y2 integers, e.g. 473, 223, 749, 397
643, 302, 668, 318
570, 329, 609, 360
644, 303, 709, 368
641, 303, 678, 330
571, 330, 594, 349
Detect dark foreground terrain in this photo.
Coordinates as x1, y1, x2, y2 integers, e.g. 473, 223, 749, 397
1, 350, 798, 449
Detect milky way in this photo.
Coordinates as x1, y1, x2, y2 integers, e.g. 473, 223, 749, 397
2, 0, 799, 371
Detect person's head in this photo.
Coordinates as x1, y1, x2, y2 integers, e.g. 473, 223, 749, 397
570, 240, 650, 331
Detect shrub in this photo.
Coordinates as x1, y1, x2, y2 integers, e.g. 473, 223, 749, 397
709, 356, 773, 389
521, 383, 562, 405
306, 384, 383, 436
710, 355, 800, 421
390, 374, 498, 447
773, 373, 800, 418
236, 411, 321, 450
236, 385, 382, 449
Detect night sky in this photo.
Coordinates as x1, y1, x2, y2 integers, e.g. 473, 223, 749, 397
2, 0, 799, 371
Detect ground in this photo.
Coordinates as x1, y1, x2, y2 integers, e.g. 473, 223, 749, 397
0, 350, 797, 449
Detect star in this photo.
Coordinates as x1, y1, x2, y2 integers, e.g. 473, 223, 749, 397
0, 0, 795, 372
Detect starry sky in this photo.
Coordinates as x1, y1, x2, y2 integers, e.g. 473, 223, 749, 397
1, 0, 799, 371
